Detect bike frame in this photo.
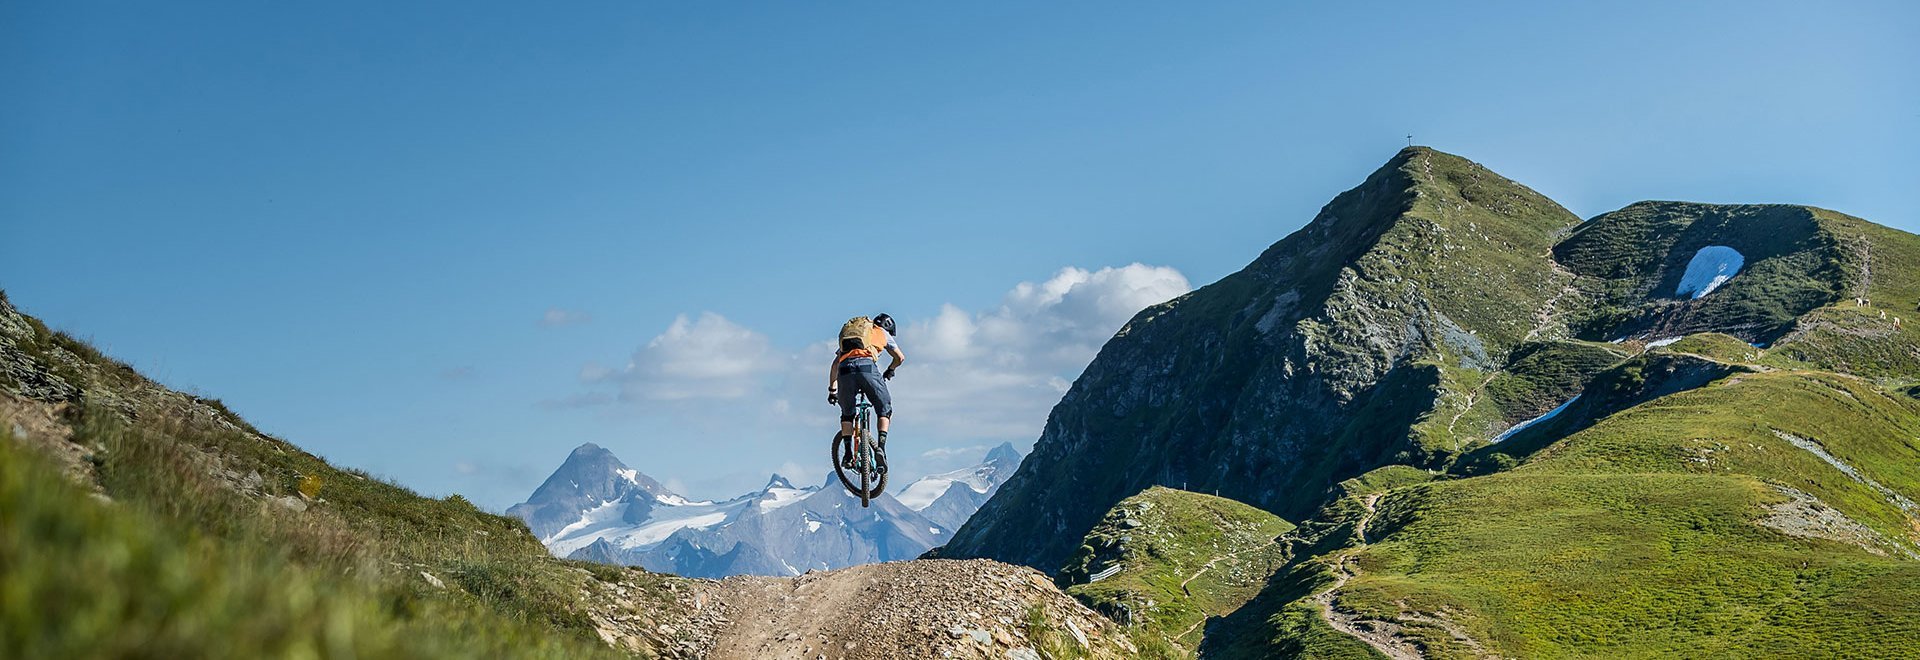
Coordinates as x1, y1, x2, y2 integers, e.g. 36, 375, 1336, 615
833, 392, 886, 506
854, 395, 873, 447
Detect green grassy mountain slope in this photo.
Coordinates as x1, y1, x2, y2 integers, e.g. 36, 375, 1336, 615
1057, 487, 1295, 656
1215, 367, 1920, 658
1554, 202, 1851, 344
1764, 208, 1920, 381
946, 147, 1584, 571
0, 291, 699, 658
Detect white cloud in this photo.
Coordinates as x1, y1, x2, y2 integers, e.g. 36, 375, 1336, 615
889, 264, 1190, 440
539, 307, 593, 327
548, 264, 1190, 489
583, 312, 784, 402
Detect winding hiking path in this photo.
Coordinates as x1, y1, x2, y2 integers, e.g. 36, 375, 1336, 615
1313, 494, 1424, 660
1178, 537, 1279, 596
1523, 256, 1580, 345
1170, 536, 1284, 642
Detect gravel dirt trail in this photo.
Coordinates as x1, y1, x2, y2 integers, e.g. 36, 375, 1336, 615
689, 558, 1131, 660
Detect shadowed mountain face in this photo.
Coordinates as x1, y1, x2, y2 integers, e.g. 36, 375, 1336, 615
943, 147, 1586, 570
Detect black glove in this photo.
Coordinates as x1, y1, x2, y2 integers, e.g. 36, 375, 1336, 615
827, 390, 838, 405
883, 367, 896, 380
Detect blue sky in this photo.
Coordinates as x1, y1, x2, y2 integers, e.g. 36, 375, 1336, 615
4, 1, 1915, 510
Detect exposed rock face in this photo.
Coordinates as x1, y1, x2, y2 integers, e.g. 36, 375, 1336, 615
943, 147, 1583, 570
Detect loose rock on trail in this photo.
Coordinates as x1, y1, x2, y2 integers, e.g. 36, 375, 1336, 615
598, 558, 1133, 659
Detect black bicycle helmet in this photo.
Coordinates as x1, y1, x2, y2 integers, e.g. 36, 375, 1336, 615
872, 313, 896, 335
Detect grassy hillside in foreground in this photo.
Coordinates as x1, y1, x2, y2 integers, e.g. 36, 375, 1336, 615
1216, 368, 1920, 658
0, 291, 694, 658
0, 426, 619, 658
1057, 487, 1295, 656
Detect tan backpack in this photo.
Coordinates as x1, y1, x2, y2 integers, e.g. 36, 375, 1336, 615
838, 316, 877, 354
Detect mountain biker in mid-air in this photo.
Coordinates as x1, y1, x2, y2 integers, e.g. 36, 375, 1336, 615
829, 314, 904, 466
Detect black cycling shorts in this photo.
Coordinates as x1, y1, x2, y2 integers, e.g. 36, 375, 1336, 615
836, 358, 892, 421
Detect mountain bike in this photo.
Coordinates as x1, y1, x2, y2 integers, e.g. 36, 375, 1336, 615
831, 393, 888, 507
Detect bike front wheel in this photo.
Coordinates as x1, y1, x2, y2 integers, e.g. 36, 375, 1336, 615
829, 431, 887, 503
831, 431, 862, 497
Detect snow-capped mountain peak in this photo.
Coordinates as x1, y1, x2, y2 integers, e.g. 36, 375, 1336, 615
895, 442, 1025, 531
510, 446, 964, 578
505, 443, 674, 540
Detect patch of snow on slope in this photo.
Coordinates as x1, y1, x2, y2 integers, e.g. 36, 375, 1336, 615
602, 512, 729, 551
1773, 430, 1920, 514
545, 500, 631, 546
807, 520, 822, 532
1647, 337, 1684, 348
1493, 394, 1581, 443
897, 466, 995, 510
654, 493, 708, 506
758, 487, 812, 512
1676, 246, 1745, 299
546, 497, 741, 556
